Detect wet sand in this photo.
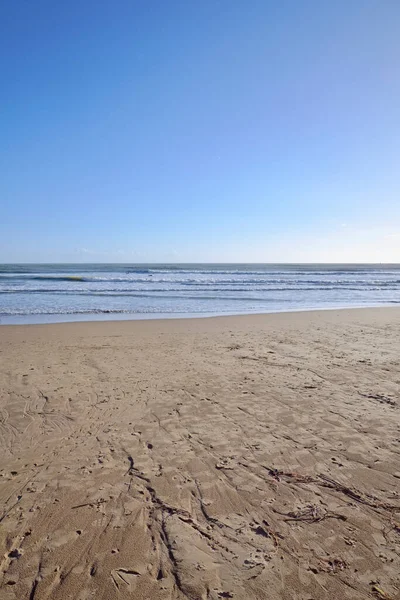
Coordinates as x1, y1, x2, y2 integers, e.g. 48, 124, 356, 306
0, 308, 399, 599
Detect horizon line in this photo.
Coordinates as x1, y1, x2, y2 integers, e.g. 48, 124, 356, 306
1, 262, 400, 266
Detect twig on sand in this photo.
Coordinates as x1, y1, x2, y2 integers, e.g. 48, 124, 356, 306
72, 498, 106, 509
318, 474, 400, 512
264, 467, 400, 512
273, 504, 346, 523
263, 466, 316, 484
359, 392, 397, 407
309, 557, 348, 574
371, 584, 395, 600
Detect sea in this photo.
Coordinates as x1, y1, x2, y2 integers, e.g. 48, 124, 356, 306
0, 263, 399, 324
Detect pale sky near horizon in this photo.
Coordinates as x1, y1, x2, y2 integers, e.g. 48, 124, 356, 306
1, 1, 400, 263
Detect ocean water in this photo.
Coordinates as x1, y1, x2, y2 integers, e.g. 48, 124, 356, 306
0, 263, 399, 324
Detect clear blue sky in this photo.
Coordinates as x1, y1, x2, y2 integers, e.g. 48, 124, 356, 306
1, 0, 399, 263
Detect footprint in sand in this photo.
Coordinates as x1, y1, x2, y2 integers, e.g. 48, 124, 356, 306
110, 568, 141, 591
46, 528, 82, 550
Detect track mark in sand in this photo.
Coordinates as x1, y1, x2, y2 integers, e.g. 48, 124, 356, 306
124, 452, 150, 483
194, 479, 220, 528
359, 392, 397, 407
28, 578, 40, 600
159, 514, 190, 599
126, 455, 135, 475
110, 568, 140, 591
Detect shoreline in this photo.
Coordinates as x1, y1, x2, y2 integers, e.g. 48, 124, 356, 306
1, 302, 400, 328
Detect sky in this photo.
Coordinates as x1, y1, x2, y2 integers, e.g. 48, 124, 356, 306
1, 0, 400, 263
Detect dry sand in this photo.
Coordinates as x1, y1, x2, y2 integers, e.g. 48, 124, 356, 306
0, 308, 399, 600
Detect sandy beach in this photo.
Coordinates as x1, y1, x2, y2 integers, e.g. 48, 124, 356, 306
0, 308, 399, 600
